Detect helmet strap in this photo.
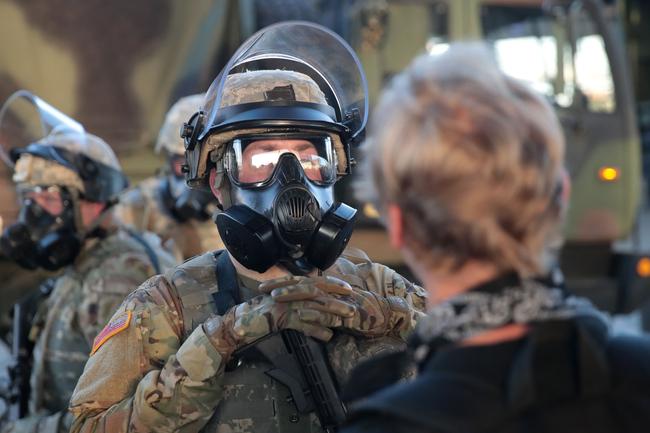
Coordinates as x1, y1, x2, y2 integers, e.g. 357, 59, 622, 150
210, 158, 233, 210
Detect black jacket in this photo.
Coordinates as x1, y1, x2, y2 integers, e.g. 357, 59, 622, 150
342, 317, 650, 433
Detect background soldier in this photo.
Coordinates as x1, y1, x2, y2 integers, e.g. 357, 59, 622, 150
0, 99, 175, 433
69, 22, 425, 433
115, 94, 223, 261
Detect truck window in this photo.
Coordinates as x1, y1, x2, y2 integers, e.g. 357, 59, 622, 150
481, 3, 616, 113
481, 5, 575, 108
572, 4, 616, 112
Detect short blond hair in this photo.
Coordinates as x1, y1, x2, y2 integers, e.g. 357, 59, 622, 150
360, 43, 566, 276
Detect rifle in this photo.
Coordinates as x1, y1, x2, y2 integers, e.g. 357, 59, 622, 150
5, 278, 54, 421
8, 300, 31, 420
234, 329, 347, 433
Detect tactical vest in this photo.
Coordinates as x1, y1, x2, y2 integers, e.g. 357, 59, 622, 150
166, 249, 405, 433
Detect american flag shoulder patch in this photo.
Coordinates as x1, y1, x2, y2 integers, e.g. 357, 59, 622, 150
91, 311, 132, 355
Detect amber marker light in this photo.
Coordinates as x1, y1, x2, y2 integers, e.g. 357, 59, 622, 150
637, 257, 650, 278
598, 166, 619, 182
363, 203, 380, 219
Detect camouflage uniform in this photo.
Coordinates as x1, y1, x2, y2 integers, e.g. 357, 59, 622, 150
69, 250, 426, 433
115, 177, 223, 261
1, 228, 176, 433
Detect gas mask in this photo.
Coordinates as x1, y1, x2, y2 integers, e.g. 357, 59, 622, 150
215, 134, 357, 274
160, 154, 215, 223
0, 185, 81, 271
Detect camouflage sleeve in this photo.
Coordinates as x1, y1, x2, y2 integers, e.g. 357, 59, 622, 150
69, 276, 225, 433
77, 249, 161, 345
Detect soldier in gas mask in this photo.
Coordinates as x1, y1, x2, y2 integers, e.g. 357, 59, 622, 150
0, 93, 175, 433
69, 22, 426, 433
115, 94, 223, 261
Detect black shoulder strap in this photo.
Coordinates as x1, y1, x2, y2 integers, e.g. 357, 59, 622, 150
125, 228, 161, 274
213, 250, 241, 315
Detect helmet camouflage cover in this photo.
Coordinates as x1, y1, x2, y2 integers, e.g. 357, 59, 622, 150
156, 94, 204, 156
12, 130, 128, 203
194, 70, 349, 184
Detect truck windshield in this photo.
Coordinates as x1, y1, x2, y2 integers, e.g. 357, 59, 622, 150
481, 3, 615, 113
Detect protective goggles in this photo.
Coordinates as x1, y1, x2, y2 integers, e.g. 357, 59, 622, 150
223, 134, 337, 187
18, 185, 73, 217
169, 154, 186, 178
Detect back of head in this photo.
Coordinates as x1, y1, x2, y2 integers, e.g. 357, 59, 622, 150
363, 43, 566, 276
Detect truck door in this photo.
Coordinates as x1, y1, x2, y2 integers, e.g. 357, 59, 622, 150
480, 0, 643, 312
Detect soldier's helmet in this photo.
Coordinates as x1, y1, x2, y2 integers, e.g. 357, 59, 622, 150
181, 21, 368, 188
12, 130, 128, 204
155, 94, 204, 156
0, 90, 128, 204
178, 21, 368, 273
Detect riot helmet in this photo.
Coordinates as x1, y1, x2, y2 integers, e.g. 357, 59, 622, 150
155, 94, 216, 223
0, 91, 128, 270
181, 22, 368, 274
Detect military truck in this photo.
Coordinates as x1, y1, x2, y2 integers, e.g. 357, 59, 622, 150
338, 0, 650, 315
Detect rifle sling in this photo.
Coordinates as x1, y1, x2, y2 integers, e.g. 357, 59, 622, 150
213, 250, 241, 315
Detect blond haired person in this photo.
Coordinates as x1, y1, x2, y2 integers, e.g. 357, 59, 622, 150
342, 44, 650, 433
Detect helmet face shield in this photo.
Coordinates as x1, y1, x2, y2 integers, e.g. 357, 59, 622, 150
0, 91, 128, 203
182, 22, 368, 185
0, 90, 84, 169
225, 135, 337, 187
201, 21, 368, 141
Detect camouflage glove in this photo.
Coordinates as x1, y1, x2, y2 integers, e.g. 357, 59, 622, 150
339, 288, 414, 339
267, 277, 415, 339
204, 276, 356, 362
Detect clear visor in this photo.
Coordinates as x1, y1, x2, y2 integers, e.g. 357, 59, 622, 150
201, 21, 368, 139
225, 135, 337, 186
0, 90, 84, 168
